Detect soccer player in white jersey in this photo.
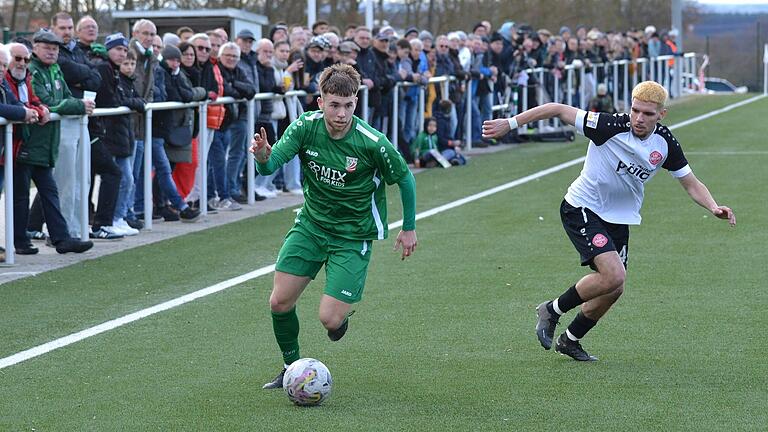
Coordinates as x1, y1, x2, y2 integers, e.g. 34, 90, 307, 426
482, 81, 735, 361
252, 64, 418, 387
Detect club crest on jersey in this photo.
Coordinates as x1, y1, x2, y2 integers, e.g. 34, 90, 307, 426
345, 156, 358, 172
649, 150, 663, 166
592, 233, 608, 248
586, 112, 599, 129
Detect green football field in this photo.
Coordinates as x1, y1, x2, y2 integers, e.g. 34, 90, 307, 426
1, 94, 766, 431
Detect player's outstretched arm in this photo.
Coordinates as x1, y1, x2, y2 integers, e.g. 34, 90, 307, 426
482, 103, 580, 139
678, 172, 736, 226
394, 171, 418, 260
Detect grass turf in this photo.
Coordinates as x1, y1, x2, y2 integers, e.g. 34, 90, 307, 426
0, 94, 765, 431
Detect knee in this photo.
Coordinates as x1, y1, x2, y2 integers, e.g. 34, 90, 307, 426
318, 311, 344, 331
269, 293, 294, 313
600, 267, 626, 293
611, 284, 625, 299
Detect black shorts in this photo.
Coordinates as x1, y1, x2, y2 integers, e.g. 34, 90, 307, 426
560, 200, 630, 270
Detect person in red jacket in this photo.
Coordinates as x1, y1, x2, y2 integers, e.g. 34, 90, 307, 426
4, 42, 51, 161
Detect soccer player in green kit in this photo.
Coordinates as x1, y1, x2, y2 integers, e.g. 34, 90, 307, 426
252, 64, 418, 389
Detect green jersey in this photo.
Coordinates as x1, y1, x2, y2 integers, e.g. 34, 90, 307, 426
257, 111, 411, 241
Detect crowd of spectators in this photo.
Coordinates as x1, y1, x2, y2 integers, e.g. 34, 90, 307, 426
0, 12, 682, 262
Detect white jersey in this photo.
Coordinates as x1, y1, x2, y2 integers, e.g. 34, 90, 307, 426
565, 109, 691, 225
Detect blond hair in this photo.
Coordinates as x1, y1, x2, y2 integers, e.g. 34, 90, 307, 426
632, 81, 668, 109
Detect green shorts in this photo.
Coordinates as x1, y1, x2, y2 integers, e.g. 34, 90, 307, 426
275, 217, 373, 304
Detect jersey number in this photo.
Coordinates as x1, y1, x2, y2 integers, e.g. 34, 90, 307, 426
618, 245, 628, 265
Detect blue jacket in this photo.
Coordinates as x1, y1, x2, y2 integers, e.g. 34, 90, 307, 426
0, 79, 27, 160
0, 79, 26, 121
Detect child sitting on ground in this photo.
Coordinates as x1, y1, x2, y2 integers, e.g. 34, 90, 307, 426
411, 116, 466, 168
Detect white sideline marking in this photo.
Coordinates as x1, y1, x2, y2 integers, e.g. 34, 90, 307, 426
667, 94, 766, 131
0, 272, 39, 277
0, 265, 274, 370
1, 95, 764, 370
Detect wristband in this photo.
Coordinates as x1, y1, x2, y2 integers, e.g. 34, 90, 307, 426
507, 116, 519, 130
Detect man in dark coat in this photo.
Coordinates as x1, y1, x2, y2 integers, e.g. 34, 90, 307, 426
88, 32, 142, 239
215, 41, 256, 210
15, 30, 94, 255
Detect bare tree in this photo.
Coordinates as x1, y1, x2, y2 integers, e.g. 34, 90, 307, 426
11, 0, 21, 30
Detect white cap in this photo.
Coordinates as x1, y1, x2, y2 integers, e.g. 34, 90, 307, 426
668, 28, 679, 37
644, 25, 656, 35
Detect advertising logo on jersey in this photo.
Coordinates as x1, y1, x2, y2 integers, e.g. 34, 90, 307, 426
586, 112, 599, 129
345, 156, 358, 172
616, 160, 653, 181
592, 233, 608, 248
649, 150, 663, 166
308, 161, 347, 188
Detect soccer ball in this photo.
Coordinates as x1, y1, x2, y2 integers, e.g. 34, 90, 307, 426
282, 358, 333, 406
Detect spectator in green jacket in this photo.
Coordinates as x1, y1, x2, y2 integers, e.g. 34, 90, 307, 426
411, 116, 465, 168
13, 29, 94, 255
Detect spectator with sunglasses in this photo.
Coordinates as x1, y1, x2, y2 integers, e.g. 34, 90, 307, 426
4, 42, 51, 245
2, 43, 43, 198
4, 43, 50, 163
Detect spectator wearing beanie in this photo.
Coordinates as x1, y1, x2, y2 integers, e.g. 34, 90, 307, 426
473, 22, 488, 37
163, 32, 181, 47
269, 24, 289, 42
86, 32, 133, 238
404, 27, 419, 41
418, 30, 434, 52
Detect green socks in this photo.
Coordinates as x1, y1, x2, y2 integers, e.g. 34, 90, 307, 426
272, 307, 300, 364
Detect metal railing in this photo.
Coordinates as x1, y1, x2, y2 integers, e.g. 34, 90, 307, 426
0, 89, 328, 264
385, 53, 700, 152
1, 53, 714, 263
503, 52, 701, 134
390, 75, 456, 151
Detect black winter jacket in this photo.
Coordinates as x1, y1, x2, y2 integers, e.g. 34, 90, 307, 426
256, 62, 281, 123
90, 61, 145, 158
158, 65, 197, 139
57, 42, 101, 99
220, 63, 257, 127
237, 51, 261, 120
